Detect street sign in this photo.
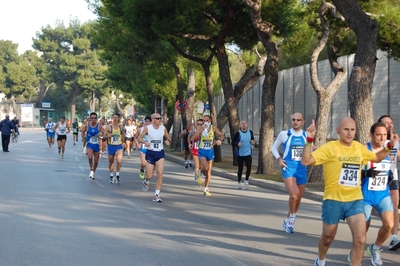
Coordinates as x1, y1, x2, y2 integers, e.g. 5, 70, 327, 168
175, 100, 188, 111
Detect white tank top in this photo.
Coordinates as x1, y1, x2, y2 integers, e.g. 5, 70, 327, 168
146, 124, 164, 151
58, 122, 67, 135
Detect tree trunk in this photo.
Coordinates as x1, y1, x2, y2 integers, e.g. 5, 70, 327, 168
331, 0, 378, 144
186, 66, 195, 123
171, 63, 185, 150
243, 0, 277, 174
307, 2, 347, 182
70, 88, 80, 121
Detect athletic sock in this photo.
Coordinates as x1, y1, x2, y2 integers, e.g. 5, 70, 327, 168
155, 190, 160, 196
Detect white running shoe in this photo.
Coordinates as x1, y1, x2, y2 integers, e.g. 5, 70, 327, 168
244, 180, 249, 189
237, 182, 242, 189
89, 170, 94, 179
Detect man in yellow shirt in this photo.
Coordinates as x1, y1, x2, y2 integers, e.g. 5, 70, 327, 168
302, 117, 398, 266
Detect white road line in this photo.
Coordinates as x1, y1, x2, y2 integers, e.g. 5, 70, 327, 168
78, 164, 85, 172
92, 179, 105, 187
207, 246, 248, 266
121, 199, 159, 219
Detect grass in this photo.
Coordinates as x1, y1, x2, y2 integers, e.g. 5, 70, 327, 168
168, 149, 325, 192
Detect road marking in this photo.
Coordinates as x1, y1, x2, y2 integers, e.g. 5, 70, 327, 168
207, 246, 248, 266
92, 179, 105, 187
122, 199, 159, 219
78, 164, 85, 172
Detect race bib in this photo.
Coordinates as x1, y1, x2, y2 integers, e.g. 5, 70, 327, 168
111, 135, 120, 144
73, 128, 78, 133
367, 174, 387, 191
291, 146, 303, 161
338, 163, 359, 187
151, 140, 162, 151
89, 136, 99, 144
202, 140, 212, 150
60, 128, 66, 134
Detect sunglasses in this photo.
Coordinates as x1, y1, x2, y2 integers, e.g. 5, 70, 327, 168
197, 123, 203, 126
154, 117, 162, 120
292, 118, 302, 122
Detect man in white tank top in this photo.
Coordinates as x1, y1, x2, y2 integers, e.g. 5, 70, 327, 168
138, 113, 171, 203
53, 116, 70, 159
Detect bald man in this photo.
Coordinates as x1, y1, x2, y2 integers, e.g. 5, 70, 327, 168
272, 113, 307, 234
302, 117, 398, 266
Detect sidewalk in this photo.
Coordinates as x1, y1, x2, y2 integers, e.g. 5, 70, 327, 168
165, 144, 323, 202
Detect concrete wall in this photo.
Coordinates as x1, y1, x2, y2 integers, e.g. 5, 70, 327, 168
216, 50, 400, 138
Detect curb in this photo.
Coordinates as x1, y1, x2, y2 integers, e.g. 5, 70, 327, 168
164, 152, 323, 202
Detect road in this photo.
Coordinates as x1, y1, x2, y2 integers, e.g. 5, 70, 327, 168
0, 128, 399, 266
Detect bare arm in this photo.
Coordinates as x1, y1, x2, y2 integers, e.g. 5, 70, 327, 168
137, 126, 148, 146
302, 119, 316, 166
164, 127, 171, 145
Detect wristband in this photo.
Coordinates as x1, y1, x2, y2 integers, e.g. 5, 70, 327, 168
387, 142, 394, 149
306, 137, 314, 143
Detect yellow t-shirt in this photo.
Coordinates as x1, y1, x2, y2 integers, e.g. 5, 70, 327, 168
312, 140, 376, 202
108, 125, 123, 145
199, 125, 214, 150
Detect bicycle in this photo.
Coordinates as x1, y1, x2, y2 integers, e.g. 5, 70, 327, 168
11, 129, 18, 143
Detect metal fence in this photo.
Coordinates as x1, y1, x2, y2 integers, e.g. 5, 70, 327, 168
215, 50, 400, 138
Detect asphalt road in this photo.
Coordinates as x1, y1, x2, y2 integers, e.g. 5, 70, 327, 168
0, 128, 399, 266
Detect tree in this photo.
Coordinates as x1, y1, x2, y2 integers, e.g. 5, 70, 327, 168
33, 20, 108, 120
307, 2, 347, 182
0, 40, 37, 116
331, 0, 378, 143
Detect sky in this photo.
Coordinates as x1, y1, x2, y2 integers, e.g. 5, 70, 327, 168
0, 0, 98, 54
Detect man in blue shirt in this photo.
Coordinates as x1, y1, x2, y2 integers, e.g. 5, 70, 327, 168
232, 120, 254, 189
0, 115, 16, 152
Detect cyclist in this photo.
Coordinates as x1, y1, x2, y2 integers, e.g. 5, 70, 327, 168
11, 116, 20, 135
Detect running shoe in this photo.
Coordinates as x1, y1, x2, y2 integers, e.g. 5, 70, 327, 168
237, 182, 242, 189
203, 189, 211, 196
197, 176, 203, 186
153, 194, 162, 203
109, 177, 114, 183
139, 170, 145, 179
282, 219, 294, 234
184, 162, 189, 168
389, 238, 400, 251
61, 154, 64, 159
58, 150, 61, 156
314, 258, 324, 266
89, 171, 94, 179
189, 162, 192, 168
115, 176, 120, 184
367, 244, 383, 266
142, 180, 149, 191
244, 180, 249, 189
347, 250, 351, 263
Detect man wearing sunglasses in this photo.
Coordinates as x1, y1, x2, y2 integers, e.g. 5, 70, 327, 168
138, 113, 171, 202
272, 113, 307, 234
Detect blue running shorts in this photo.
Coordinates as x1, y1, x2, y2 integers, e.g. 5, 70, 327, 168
145, 150, 165, 165
107, 144, 123, 156
281, 161, 307, 185
87, 143, 100, 153
364, 196, 393, 222
321, 199, 364, 224
198, 148, 214, 161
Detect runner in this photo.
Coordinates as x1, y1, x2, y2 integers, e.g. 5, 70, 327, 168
135, 116, 152, 179
272, 113, 307, 233
105, 113, 125, 184
53, 116, 70, 159
189, 118, 204, 185
180, 122, 194, 168
72, 118, 79, 145
191, 115, 224, 196
81, 112, 107, 180
377, 115, 400, 251
81, 117, 88, 154
302, 117, 398, 266
99, 117, 108, 157
232, 120, 255, 190
44, 117, 56, 150
348, 122, 394, 266
138, 113, 171, 202
124, 119, 136, 158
